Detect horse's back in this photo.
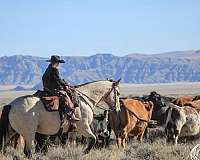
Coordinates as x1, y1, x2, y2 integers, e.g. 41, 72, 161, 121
9, 95, 61, 135
10, 95, 41, 110
173, 96, 195, 106
120, 99, 153, 122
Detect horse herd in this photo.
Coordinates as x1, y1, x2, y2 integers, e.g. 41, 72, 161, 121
73, 91, 200, 148
117, 92, 200, 145
1, 80, 200, 158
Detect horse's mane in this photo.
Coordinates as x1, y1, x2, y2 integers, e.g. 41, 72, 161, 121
75, 79, 114, 88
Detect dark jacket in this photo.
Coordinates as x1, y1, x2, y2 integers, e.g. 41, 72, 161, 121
42, 64, 66, 91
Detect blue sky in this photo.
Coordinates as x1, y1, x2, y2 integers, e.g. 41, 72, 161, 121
0, 0, 199, 57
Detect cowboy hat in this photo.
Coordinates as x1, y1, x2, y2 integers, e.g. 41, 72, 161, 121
46, 55, 65, 63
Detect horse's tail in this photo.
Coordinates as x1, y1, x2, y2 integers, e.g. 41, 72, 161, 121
0, 105, 11, 147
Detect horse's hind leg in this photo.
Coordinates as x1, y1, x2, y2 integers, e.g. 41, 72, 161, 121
12, 134, 24, 150
10, 133, 20, 149
68, 132, 77, 147
35, 133, 49, 153
23, 132, 35, 158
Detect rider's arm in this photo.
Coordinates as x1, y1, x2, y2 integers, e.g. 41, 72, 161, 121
52, 68, 67, 87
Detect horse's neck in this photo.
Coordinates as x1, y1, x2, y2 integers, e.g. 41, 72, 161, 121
79, 94, 96, 111
76, 81, 112, 104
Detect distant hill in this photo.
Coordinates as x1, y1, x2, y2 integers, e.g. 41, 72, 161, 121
11, 86, 28, 91
32, 82, 43, 90
1, 50, 200, 85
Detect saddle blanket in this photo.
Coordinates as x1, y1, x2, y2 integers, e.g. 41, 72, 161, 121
41, 96, 59, 111
33, 90, 60, 111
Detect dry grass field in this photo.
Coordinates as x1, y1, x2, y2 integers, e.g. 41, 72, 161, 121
120, 82, 200, 97
1, 82, 200, 160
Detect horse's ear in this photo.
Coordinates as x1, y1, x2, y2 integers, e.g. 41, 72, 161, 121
114, 78, 121, 86
117, 78, 121, 83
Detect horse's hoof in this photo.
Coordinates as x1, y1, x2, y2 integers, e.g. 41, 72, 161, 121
83, 149, 90, 155
13, 156, 20, 160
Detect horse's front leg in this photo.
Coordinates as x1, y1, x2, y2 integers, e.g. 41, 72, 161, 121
85, 136, 96, 154
120, 117, 137, 148
116, 136, 122, 148
77, 123, 96, 154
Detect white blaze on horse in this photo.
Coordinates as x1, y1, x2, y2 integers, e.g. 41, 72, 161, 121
165, 103, 200, 144
0, 79, 121, 158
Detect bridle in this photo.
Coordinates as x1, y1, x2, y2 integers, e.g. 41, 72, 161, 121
102, 83, 120, 111
75, 82, 120, 112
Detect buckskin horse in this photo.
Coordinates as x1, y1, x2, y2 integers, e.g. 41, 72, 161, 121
0, 79, 121, 158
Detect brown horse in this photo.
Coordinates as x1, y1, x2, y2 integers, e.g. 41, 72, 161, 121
173, 96, 195, 106
109, 99, 154, 148
184, 100, 200, 112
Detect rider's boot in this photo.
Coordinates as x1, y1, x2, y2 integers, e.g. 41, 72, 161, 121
68, 112, 80, 122
63, 108, 80, 130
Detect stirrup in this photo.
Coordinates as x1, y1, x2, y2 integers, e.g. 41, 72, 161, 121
67, 114, 80, 122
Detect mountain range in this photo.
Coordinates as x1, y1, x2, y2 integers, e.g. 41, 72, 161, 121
0, 50, 200, 86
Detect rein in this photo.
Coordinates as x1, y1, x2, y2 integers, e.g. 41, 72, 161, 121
96, 104, 109, 111
75, 85, 117, 112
